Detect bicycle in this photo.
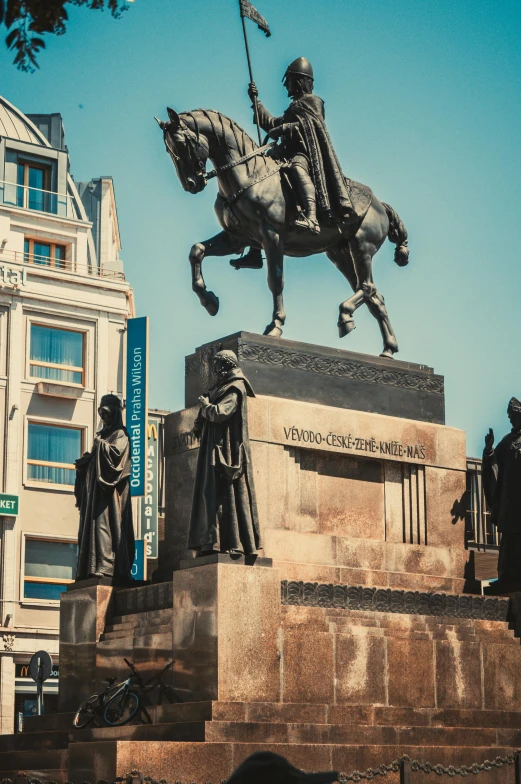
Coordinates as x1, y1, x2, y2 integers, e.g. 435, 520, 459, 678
103, 658, 180, 727
73, 677, 120, 728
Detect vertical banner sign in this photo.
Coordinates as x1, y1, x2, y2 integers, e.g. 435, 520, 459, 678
131, 539, 146, 581
126, 317, 149, 496
141, 418, 159, 558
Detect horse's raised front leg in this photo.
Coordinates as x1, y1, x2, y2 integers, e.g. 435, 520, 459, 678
346, 231, 399, 358
261, 226, 286, 337
189, 231, 244, 316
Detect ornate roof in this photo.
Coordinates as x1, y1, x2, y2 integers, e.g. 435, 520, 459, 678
0, 95, 48, 146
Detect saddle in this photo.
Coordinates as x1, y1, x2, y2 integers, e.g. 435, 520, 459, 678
229, 173, 373, 270
279, 169, 373, 226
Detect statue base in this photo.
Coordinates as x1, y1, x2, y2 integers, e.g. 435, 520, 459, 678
159, 335, 467, 593
179, 552, 273, 569
2, 337, 520, 784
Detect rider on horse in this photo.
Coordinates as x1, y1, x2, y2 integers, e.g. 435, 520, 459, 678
250, 57, 354, 235
233, 57, 354, 270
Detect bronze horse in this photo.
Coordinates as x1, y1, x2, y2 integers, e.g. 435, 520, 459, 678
157, 107, 409, 358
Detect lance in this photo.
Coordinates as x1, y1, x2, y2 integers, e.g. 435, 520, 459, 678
238, 0, 271, 146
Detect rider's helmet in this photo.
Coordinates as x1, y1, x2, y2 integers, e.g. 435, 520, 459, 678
282, 57, 314, 83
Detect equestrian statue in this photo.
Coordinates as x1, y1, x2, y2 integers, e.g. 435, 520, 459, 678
156, 57, 409, 358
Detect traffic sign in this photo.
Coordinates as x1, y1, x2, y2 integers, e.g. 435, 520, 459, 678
29, 650, 53, 717
29, 651, 53, 683
0, 494, 18, 516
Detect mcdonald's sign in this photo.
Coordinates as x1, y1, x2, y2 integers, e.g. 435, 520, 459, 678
140, 417, 159, 559
16, 663, 59, 679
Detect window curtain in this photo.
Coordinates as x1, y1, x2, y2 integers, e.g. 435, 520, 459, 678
25, 539, 77, 580
27, 423, 81, 485
30, 325, 83, 383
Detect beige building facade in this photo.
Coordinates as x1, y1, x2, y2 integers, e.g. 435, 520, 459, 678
0, 95, 134, 732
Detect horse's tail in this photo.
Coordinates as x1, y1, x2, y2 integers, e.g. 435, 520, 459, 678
382, 202, 409, 267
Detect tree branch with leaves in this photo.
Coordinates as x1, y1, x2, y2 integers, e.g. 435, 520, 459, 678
0, 0, 129, 72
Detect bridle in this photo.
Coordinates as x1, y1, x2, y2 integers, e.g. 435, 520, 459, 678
166, 127, 207, 181
166, 123, 281, 206
204, 141, 276, 182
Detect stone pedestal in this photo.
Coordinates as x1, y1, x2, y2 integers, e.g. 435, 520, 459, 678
2, 337, 519, 784
185, 332, 445, 424
58, 582, 113, 712
173, 561, 280, 703
160, 394, 468, 592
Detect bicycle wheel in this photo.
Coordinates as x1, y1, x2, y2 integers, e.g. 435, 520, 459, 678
103, 690, 140, 726
73, 693, 99, 728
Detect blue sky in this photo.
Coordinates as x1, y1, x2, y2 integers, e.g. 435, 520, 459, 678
2, 0, 521, 455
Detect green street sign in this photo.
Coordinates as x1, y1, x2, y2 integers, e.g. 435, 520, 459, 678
0, 494, 18, 516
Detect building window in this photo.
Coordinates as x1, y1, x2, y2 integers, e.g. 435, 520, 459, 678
16, 161, 54, 213
23, 538, 77, 600
30, 324, 84, 385
24, 239, 67, 270
27, 422, 82, 486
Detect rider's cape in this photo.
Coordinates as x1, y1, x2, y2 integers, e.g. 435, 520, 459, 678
257, 94, 353, 220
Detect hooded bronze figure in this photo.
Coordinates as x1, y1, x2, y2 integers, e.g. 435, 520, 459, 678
482, 397, 521, 592
188, 350, 261, 556
74, 394, 135, 580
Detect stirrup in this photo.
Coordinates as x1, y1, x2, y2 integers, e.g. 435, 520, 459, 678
230, 248, 264, 270
294, 215, 321, 235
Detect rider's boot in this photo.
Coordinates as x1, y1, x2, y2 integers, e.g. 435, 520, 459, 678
290, 166, 321, 235
230, 246, 264, 270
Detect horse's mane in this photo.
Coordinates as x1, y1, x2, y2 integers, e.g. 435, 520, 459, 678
181, 109, 259, 157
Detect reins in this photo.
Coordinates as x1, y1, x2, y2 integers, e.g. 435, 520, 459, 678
204, 141, 276, 182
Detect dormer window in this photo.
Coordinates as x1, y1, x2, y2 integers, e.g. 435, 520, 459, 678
17, 160, 54, 213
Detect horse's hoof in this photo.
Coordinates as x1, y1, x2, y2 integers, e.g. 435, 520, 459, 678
263, 322, 283, 337
338, 319, 356, 338
204, 291, 219, 316
379, 348, 396, 359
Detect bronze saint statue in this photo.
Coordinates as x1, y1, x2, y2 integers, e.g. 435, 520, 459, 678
188, 350, 261, 556
482, 397, 521, 592
75, 394, 135, 580
156, 60, 409, 358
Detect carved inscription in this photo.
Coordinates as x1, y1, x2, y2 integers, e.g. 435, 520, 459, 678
283, 425, 426, 460
172, 431, 198, 451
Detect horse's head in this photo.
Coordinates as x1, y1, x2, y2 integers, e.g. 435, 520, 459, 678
156, 108, 209, 194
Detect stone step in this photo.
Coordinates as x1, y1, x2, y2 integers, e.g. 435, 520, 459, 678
0, 748, 67, 772
71, 721, 206, 743
22, 702, 521, 734
6, 720, 519, 750
100, 624, 172, 641
0, 730, 70, 753
110, 609, 172, 627
201, 721, 518, 747
0, 769, 67, 784
65, 739, 519, 784
24, 713, 76, 733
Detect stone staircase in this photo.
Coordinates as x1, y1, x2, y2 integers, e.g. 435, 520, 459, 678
0, 700, 519, 782
0, 592, 520, 783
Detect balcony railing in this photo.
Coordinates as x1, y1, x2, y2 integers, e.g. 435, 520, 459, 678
0, 179, 78, 219
0, 248, 125, 281
466, 457, 500, 549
